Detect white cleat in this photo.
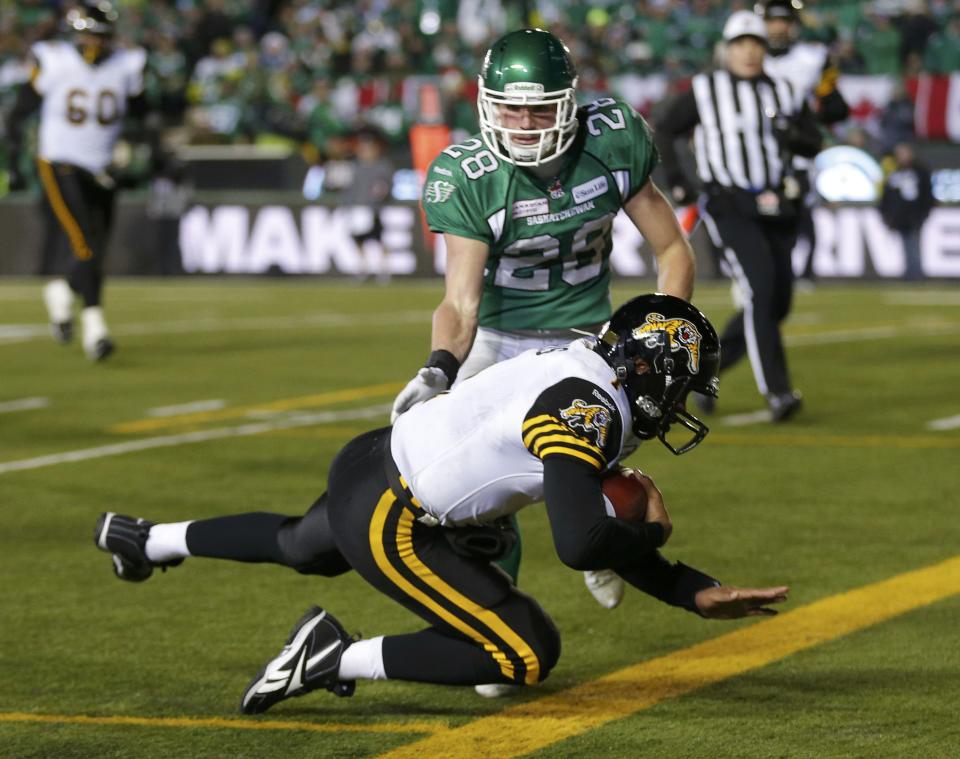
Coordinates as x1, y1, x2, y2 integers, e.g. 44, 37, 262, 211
474, 683, 520, 698
81, 307, 114, 361
584, 569, 625, 609
43, 280, 74, 343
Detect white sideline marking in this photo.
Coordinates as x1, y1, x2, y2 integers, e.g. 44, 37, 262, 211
4, 315, 955, 349
720, 409, 772, 427
927, 414, 960, 431
785, 319, 959, 346
148, 400, 226, 417
0, 310, 433, 345
0, 325, 46, 342
0, 404, 390, 476
885, 292, 960, 306
0, 397, 50, 414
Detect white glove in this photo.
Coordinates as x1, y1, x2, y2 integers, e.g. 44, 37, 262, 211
391, 366, 449, 422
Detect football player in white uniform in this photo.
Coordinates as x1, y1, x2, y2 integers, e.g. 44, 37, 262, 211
757, 0, 849, 283
93, 294, 789, 713
6, 1, 148, 360
392, 29, 698, 624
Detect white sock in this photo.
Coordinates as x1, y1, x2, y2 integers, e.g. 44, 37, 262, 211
145, 521, 194, 563
43, 279, 74, 323
337, 636, 386, 680
81, 306, 108, 349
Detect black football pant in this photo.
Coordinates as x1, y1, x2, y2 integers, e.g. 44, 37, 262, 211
37, 160, 114, 308
794, 196, 816, 280
185, 427, 560, 687
702, 209, 798, 397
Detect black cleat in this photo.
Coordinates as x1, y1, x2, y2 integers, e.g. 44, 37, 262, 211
87, 337, 115, 362
768, 390, 803, 423
94, 512, 181, 582
240, 606, 356, 715
50, 321, 74, 345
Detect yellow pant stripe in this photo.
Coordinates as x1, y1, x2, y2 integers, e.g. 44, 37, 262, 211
367, 489, 517, 681
36, 159, 93, 261
393, 507, 541, 685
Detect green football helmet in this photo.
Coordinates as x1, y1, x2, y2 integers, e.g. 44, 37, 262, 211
478, 29, 579, 167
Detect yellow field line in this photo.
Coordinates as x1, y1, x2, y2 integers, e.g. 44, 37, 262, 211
1, 559, 958, 747
710, 432, 960, 449
108, 383, 404, 434
375, 555, 960, 759
0, 711, 446, 736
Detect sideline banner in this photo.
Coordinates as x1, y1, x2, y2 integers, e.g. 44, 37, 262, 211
2, 198, 959, 279
177, 202, 960, 280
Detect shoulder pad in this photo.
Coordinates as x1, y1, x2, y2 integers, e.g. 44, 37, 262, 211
124, 46, 148, 72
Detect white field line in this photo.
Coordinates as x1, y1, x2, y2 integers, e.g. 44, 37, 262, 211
785, 320, 960, 346
885, 291, 960, 306
148, 400, 226, 417
2, 313, 958, 348
0, 404, 390, 476
0, 310, 434, 345
719, 409, 773, 427
927, 414, 960, 431
0, 397, 50, 414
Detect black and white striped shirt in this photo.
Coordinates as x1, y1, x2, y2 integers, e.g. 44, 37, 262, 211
655, 69, 817, 196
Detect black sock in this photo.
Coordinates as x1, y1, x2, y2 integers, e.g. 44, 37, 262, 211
382, 628, 513, 685
185, 512, 290, 563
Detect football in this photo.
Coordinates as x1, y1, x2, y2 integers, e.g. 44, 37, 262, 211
601, 468, 649, 521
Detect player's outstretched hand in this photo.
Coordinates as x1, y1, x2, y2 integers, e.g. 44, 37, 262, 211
694, 585, 789, 619
390, 367, 448, 423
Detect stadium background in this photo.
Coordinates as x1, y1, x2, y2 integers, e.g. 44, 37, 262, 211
3, 3, 960, 757
2, 0, 960, 278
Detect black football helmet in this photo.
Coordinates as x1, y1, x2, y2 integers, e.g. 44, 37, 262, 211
67, 1, 119, 37
755, 0, 803, 21
593, 294, 720, 455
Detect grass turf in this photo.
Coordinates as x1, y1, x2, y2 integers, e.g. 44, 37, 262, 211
1, 279, 958, 758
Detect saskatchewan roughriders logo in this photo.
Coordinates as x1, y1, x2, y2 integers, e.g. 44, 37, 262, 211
560, 399, 611, 447
424, 180, 456, 204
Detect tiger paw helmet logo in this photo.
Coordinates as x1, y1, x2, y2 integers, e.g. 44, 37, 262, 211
560, 400, 611, 447
633, 313, 702, 372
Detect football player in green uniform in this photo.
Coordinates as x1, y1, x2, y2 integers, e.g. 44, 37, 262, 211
391, 30, 697, 668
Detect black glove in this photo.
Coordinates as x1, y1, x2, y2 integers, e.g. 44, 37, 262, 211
7, 166, 26, 192
772, 113, 822, 158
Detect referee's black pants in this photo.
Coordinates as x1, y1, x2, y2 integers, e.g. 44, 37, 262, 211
184, 427, 561, 687
36, 159, 115, 308
702, 207, 798, 397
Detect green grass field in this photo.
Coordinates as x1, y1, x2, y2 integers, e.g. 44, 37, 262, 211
2, 278, 959, 759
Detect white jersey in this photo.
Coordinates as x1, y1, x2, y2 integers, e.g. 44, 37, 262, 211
764, 42, 828, 102
764, 42, 828, 173
454, 326, 589, 387
391, 339, 634, 527
31, 41, 146, 174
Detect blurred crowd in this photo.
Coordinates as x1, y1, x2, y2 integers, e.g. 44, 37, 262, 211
2, 0, 960, 189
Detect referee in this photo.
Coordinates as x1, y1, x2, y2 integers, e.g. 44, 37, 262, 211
655, 10, 822, 422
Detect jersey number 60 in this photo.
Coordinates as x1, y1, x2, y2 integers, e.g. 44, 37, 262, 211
66, 88, 121, 126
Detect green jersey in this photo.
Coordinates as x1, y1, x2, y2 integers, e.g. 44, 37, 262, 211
423, 98, 658, 331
